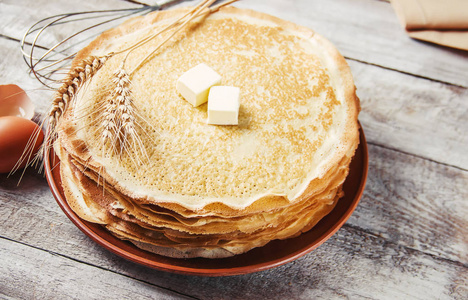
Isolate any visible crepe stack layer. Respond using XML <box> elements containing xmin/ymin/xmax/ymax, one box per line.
<box><xmin>54</xmin><ymin>6</ymin><xmax>360</xmax><ymax>258</ymax></box>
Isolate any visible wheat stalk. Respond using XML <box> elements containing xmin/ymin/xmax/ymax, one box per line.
<box><xmin>99</xmin><ymin>65</ymin><xmax>148</xmax><ymax>165</ymax></box>
<box><xmin>50</xmin><ymin>55</ymin><xmax>111</xmax><ymax>130</ymax></box>
<box><xmin>13</xmin><ymin>54</ymin><xmax>112</xmax><ymax>178</ymax></box>
<box><xmin>16</xmin><ymin>0</ymin><xmax>239</xmax><ymax>178</ymax></box>
<box><xmin>100</xmin><ymin>0</ymin><xmax>233</xmax><ymax>163</ymax></box>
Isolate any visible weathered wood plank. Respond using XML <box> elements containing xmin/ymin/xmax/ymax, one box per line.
<box><xmin>1</xmin><ymin>0</ymin><xmax>467</xmax><ymax>87</ymax></box>
<box><xmin>349</xmin><ymin>144</ymin><xmax>468</xmax><ymax>264</ymax></box>
<box><xmin>349</xmin><ymin>59</ymin><xmax>468</xmax><ymax>170</ymax></box>
<box><xmin>1</xmin><ymin>1</ymin><xmax>467</xmax><ymax>298</ymax></box>
<box><xmin>0</xmin><ymin>0</ymin><xmax>140</xmax><ymax>56</ymax></box>
<box><xmin>1</xmin><ymin>219</ymin><xmax>466</xmax><ymax>300</ymax></box>
<box><xmin>0</xmin><ymin>0</ymin><xmax>135</xmax><ymax>40</ymax></box>
<box><xmin>0</xmin><ymin>0</ymin><xmax>139</xmax><ymax>101</ymax></box>
<box><xmin>0</xmin><ymin>238</ymin><xmax>193</xmax><ymax>300</ymax></box>
<box><xmin>1</xmin><ymin>144</ymin><xmax>467</xmax><ymax>299</ymax></box>
<box><xmin>0</xmin><ymin>38</ymin><xmax>53</xmax><ymax>117</ymax></box>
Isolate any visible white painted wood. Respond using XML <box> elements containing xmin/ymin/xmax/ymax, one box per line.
<box><xmin>350</xmin><ymin>145</ymin><xmax>468</xmax><ymax>264</ymax></box>
<box><xmin>0</xmin><ymin>219</ymin><xmax>466</xmax><ymax>299</ymax></box>
<box><xmin>0</xmin><ymin>0</ymin><xmax>135</xmax><ymax>40</ymax></box>
<box><xmin>349</xmin><ymin>59</ymin><xmax>468</xmax><ymax>170</ymax></box>
<box><xmin>0</xmin><ymin>239</ymin><xmax>193</xmax><ymax>300</ymax></box>
<box><xmin>0</xmin><ymin>40</ymin><xmax>52</xmax><ymax>117</ymax></box>
<box><xmin>0</xmin><ymin>0</ymin><xmax>467</xmax><ymax>298</ymax></box>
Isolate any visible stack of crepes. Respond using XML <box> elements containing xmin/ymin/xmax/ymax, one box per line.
<box><xmin>53</xmin><ymin>7</ymin><xmax>360</xmax><ymax>258</ymax></box>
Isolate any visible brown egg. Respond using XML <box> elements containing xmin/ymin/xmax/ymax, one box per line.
<box><xmin>0</xmin><ymin>116</ymin><xmax>44</xmax><ymax>173</ymax></box>
<box><xmin>0</xmin><ymin>84</ymin><xmax>35</xmax><ymax>119</ymax></box>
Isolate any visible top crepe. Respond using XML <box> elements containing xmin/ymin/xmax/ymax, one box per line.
<box><xmin>58</xmin><ymin>6</ymin><xmax>360</xmax><ymax>213</ymax></box>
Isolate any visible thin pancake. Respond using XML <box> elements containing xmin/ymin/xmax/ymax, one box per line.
<box><xmin>54</xmin><ymin>6</ymin><xmax>360</xmax><ymax>258</ymax></box>
<box><xmin>58</xmin><ymin>6</ymin><xmax>359</xmax><ymax>211</ymax></box>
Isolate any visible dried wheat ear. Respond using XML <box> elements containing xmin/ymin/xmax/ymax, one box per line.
<box><xmin>99</xmin><ymin>66</ymin><xmax>149</xmax><ymax>164</ymax></box>
<box><xmin>49</xmin><ymin>55</ymin><xmax>149</xmax><ymax>163</ymax></box>
<box><xmin>17</xmin><ymin>0</ymin><xmax>240</xmax><ymax>176</ymax></box>
<box><xmin>11</xmin><ymin>54</ymin><xmax>112</xmax><ymax>177</ymax></box>
<box><xmin>50</xmin><ymin>55</ymin><xmax>111</xmax><ymax>131</ymax></box>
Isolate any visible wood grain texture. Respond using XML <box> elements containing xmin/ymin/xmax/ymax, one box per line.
<box><xmin>0</xmin><ymin>37</ymin><xmax>53</xmax><ymax>116</ymax></box>
<box><xmin>350</xmin><ymin>59</ymin><xmax>468</xmax><ymax>170</ymax></box>
<box><xmin>0</xmin><ymin>219</ymin><xmax>466</xmax><ymax>300</ymax></box>
<box><xmin>0</xmin><ymin>0</ymin><xmax>135</xmax><ymax>41</ymax></box>
<box><xmin>0</xmin><ymin>0</ymin><xmax>467</xmax><ymax>299</ymax></box>
<box><xmin>0</xmin><ymin>239</ymin><xmax>193</xmax><ymax>300</ymax></box>
<box><xmin>349</xmin><ymin>145</ymin><xmax>468</xmax><ymax>264</ymax></box>
<box><xmin>1</xmin><ymin>0</ymin><xmax>467</xmax><ymax>87</ymax></box>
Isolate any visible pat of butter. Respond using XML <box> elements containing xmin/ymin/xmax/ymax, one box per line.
<box><xmin>207</xmin><ymin>86</ymin><xmax>240</xmax><ymax>125</ymax></box>
<box><xmin>176</xmin><ymin>63</ymin><xmax>221</xmax><ymax>107</ymax></box>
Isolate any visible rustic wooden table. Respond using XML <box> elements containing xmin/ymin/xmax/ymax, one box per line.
<box><xmin>1</xmin><ymin>0</ymin><xmax>467</xmax><ymax>299</ymax></box>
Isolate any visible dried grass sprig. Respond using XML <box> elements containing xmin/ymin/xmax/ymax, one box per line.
<box><xmin>100</xmin><ymin>65</ymin><xmax>148</xmax><ymax>165</ymax></box>
<box><xmin>50</xmin><ymin>55</ymin><xmax>111</xmax><ymax>131</ymax></box>
<box><xmin>17</xmin><ymin>0</ymin><xmax>240</xmax><ymax>179</ymax></box>
<box><xmin>100</xmin><ymin>0</ymin><xmax>226</xmax><ymax>163</ymax></box>
<box><xmin>13</xmin><ymin>54</ymin><xmax>112</xmax><ymax>177</ymax></box>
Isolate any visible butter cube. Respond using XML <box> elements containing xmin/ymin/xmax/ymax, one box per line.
<box><xmin>207</xmin><ymin>86</ymin><xmax>240</xmax><ymax>125</ymax></box>
<box><xmin>176</xmin><ymin>63</ymin><xmax>221</xmax><ymax>107</ymax></box>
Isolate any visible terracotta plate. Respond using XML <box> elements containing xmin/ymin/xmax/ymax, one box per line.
<box><xmin>45</xmin><ymin>126</ymin><xmax>368</xmax><ymax>276</ymax></box>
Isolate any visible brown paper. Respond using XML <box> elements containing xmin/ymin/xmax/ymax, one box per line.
<box><xmin>390</xmin><ymin>0</ymin><xmax>468</xmax><ymax>51</ymax></box>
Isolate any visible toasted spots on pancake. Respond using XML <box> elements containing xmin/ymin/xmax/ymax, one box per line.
<box><xmin>65</xmin><ymin>9</ymin><xmax>358</xmax><ymax>210</ymax></box>
<box><xmin>56</xmin><ymin>7</ymin><xmax>360</xmax><ymax>258</ymax></box>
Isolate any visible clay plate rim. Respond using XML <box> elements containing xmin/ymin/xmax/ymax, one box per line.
<box><xmin>45</xmin><ymin>124</ymin><xmax>368</xmax><ymax>276</ymax></box>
